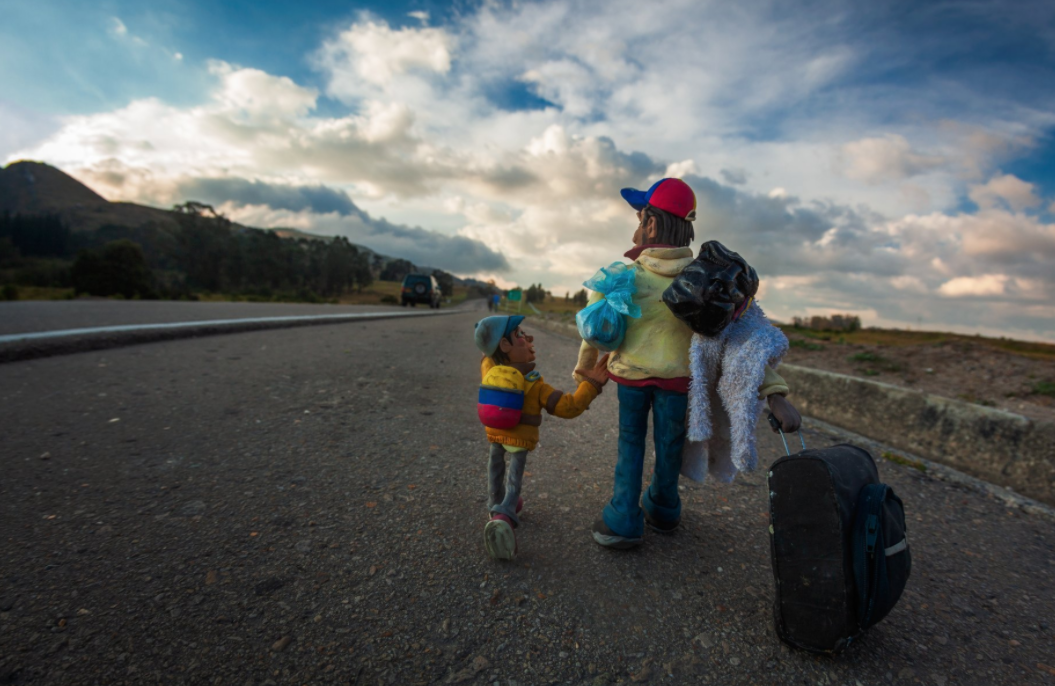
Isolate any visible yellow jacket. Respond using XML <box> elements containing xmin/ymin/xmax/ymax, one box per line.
<box><xmin>574</xmin><ymin>246</ymin><xmax>789</xmax><ymax>398</ymax></box>
<box><xmin>481</xmin><ymin>358</ymin><xmax>600</xmax><ymax>450</ymax></box>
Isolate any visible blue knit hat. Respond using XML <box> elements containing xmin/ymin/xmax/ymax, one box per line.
<box><xmin>474</xmin><ymin>315</ymin><xmax>525</xmax><ymax>356</ymax></box>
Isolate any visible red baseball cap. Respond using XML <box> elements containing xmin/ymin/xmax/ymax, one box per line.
<box><xmin>621</xmin><ymin>178</ymin><xmax>697</xmax><ymax>221</ymax></box>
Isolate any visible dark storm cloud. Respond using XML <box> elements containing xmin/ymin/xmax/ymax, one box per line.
<box><xmin>484</xmin><ymin>166</ymin><xmax>539</xmax><ymax>190</ymax></box>
<box><xmin>178</xmin><ymin>176</ymin><xmax>510</xmax><ymax>274</ymax></box>
<box><xmin>356</xmin><ymin>216</ymin><xmax>510</xmax><ymax>273</ymax></box>
<box><xmin>684</xmin><ymin>174</ymin><xmax>904</xmax><ymax>278</ymax></box>
<box><xmin>179</xmin><ymin>177</ymin><xmax>366</xmax><ymax>217</ymax></box>
<box><xmin>720</xmin><ymin>168</ymin><xmax>748</xmax><ymax>185</ymax></box>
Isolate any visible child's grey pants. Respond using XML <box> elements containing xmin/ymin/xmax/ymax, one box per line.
<box><xmin>488</xmin><ymin>443</ymin><xmax>527</xmax><ymax>526</ymax></box>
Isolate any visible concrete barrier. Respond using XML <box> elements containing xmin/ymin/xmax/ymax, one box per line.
<box><xmin>526</xmin><ymin>315</ymin><xmax>1055</xmax><ymax>506</ymax></box>
<box><xmin>778</xmin><ymin>365</ymin><xmax>1055</xmax><ymax>506</ymax></box>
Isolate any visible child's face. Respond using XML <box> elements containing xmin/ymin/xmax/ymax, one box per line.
<box><xmin>499</xmin><ymin>326</ymin><xmax>536</xmax><ymax>363</ymax></box>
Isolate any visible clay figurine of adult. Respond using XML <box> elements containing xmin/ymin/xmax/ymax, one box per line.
<box><xmin>574</xmin><ymin>178</ymin><xmax>800</xmax><ymax>550</ymax></box>
<box><xmin>475</xmin><ymin>315</ymin><xmax>610</xmax><ymax>561</ymax></box>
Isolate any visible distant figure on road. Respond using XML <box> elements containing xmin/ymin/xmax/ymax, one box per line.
<box><xmin>474</xmin><ymin>315</ymin><xmax>610</xmax><ymax>560</ymax></box>
<box><xmin>490</xmin><ymin>293</ymin><xmax>500</xmax><ymax>312</ymax></box>
<box><xmin>575</xmin><ymin>178</ymin><xmax>799</xmax><ymax>550</ymax></box>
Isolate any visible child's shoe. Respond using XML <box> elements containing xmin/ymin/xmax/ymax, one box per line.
<box><xmin>484</xmin><ymin>514</ymin><xmax>517</xmax><ymax>561</ymax></box>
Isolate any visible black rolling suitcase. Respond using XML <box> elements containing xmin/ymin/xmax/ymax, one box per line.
<box><xmin>766</xmin><ymin>417</ymin><xmax>911</xmax><ymax>654</ymax></box>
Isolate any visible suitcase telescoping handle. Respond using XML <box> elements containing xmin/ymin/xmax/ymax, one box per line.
<box><xmin>768</xmin><ymin>412</ymin><xmax>806</xmax><ymax>456</ymax></box>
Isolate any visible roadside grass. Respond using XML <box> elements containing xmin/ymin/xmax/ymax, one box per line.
<box><xmin>1032</xmin><ymin>381</ymin><xmax>1055</xmax><ymax>397</ymax></box>
<box><xmin>789</xmin><ymin>339</ymin><xmax>824</xmax><ymax>351</ymax></box>
<box><xmin>1</xmin><ymin>286</ymin><xmax>75</xmax><ymax>300</ymax></box>
<box><xmin>882</xmin><ymin>450</ymin><xmax>927</xmax><ymax>473</ymax></box>
<box><xmin>958</xmin><ymin>393</ymin><xmax>997</xmax><ymax>407</ymax></box>
<box><xmin>2</xmin><ymin>280</ymin><xmax>474</xmax><ymax>307</ymax></box>
<box><xmin>196</xmin><ymin>291</ymin><xmax>335</xmax><ymax>304</ymax></box>
<box><xmin>779</xmin><ymin>324</ymin><xmax>1055</xmax><ymax>362</ymax></box>
<box><xmin>847</xmin><ymin>350</ymin><xmax>902</xmax><ymax>376</ymax></box>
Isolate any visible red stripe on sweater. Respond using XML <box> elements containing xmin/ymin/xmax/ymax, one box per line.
<box><xmin>609</xmin><ymin>372</ymin><xmax>689</xmax><ymax>394</ymax></box>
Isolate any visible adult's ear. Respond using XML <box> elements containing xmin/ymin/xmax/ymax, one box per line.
<box><xmin>644</xmin><ymin>215</ymin><xmax>660</xmax><ymax>243</ymax></box>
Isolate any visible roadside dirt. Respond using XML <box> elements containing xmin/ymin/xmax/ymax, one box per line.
<box><xmin>782</xmin><ymin>331</ymin><xmax>1055</xmax><ymax>423</ymax></box>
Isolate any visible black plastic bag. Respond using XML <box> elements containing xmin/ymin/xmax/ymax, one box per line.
<box><xmin>662</xmin><ymin>240</ymin><xmax>759</xmax><ymax>337</ymax></box>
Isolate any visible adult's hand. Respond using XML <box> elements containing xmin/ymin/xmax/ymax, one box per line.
<box><xmin>576</xmin><ymin>353</ymin><xmax>610</xmax><ymax>389</ymax></box>
<box><xmin>767</xmin><ymin>394</ymin><xmax>801</xmax><ymax>433</ymax></box>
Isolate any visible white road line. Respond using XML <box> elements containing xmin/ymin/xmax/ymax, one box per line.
<box><xmin>0</xmin><ymin>310</ymin><xmax>451</xmax><ymax>344</ymax></box>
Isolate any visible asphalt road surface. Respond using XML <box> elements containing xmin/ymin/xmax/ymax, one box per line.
<box><xmin>1</xmin><ymin>301</ymin><xmax>1053</xmax><ymax>685</ymax></box>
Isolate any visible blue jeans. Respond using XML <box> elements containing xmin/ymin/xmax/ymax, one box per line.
<box><xmin>602</xmin><ymin>384</ymin><xmax>688</xmax><ymax>538</ymax></box>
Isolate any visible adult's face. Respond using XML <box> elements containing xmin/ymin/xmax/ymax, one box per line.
<box><xmin>632</xmin><ymin>209</ymin><xmax>658</xmax><ymax>246</ymax></box>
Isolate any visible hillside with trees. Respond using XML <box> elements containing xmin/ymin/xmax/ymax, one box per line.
<box><xmin>0</xmin><ymin>161</ymin><xmax>465</xmax><ymax>302</ymax></box>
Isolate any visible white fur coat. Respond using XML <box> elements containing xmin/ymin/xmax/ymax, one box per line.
<box><xmin>680</xmin><ymin>302</ymin><xmax>788</xmax><ymax>483</ymax></box>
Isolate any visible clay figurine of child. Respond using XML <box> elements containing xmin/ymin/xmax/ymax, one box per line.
<box><xmin>474</xmin><ymin>315</ymin><xmax>610</xmax><ymax>560</ymax></box>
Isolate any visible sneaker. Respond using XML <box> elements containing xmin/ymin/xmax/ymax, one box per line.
<box><xmin>591</xmin><ymin>519</ymin><xmax>643</xmax><ymax>549</ymax></box>
<box><xmin>644</xmin><ymin>511</ymin><xmax>680</xmax><ymax>534</ymax></box>
<box><xmin>484</xmin><ymin>514</ymin><xmax>517</xmax><ymax>560</ymax></box>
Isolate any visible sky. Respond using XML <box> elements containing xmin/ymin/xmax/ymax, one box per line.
<box><xmin>2</xmin><ymin>0</ymin><xmax>1054</xmax><ymax>341</ymax></box>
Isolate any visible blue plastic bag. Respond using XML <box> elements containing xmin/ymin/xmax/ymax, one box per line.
<box><xmin>575</xmin><ymin>262</ymin><xmax>641</xmax><ymax>352</ymax></box>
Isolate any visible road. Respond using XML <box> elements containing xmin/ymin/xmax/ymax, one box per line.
<box><xmin>0</xmin><ymin>301</ymin><xmax>411</xmax><ymax>336</ymax></box>
<box><xmin>1</xmin><ymin>301</ymin><xmax>1052</xmax><ymax>685</ymax></box>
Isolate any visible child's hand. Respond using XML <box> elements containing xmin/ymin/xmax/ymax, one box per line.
<box><xmin>576</xmin><ymin>353</ymin><xmax>610</xmax><ymax>389</ymax></box>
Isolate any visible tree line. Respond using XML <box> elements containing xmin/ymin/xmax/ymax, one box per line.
<box><xmin>0</xmin><ymin>206</ymin><xmax>467</xmax><ymax>301</ymax></box>
<box><xmin>791</xmin><ymin>314</ymin><xmax>862</xmax><ymax>332</ymax></box>
<box><xmin>167</xmin><ymin>202</ymin><xmax>374</xmax><ymax>299</ymax></box>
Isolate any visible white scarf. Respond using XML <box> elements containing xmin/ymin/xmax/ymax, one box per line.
<box><xmin>681</xmin><ymin>302</ymin><xmax>788</xmax><ymax>483</ymax></box>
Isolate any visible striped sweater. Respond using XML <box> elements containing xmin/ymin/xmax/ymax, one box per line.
<box><xmin>480</xmin><ymin>358</ymin><xmax>601</xmax><ymax>450</ymax></box>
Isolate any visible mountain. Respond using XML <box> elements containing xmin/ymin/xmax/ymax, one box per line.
<box><xmin>0</xmin><ymin>160</ymin><xmax>182</xmax><ymax>235</ymax></box>
<box><xmin>0</xmin><ymin>160</ymin><xmax>106</xmax><ymax>210</ymax></box>
<box><xmin>0</xmin><ymin>161</ymin><xmax>472</xmax><ymax>282</ymax></box>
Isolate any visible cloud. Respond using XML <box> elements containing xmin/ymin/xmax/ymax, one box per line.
<box><xmin>841</xmin><ymin>134</ymin><xmax>946</xmax><ymax>183</ymax></box>
<box><xmin>720</xmin><ymin>168</ymin><xmax>748</xmax><ymax>185</ymax></box>
<box><xmin>223</xmin><ymin>203</ymin><xmax>509</xmax><ymax>274</ymax></box>
<box><xmin>173</xmin><ymin>175</ymin><xmax>513</xmax><ymax>273</ymax></box>
<box><xmin>316</xmin><ymin>19</ymin><xmax>454</xmax><ymax>92</ymax></box>
<box><xmin>968</xmin><ymin>173</ymin><xmax>1041</xmax><ymax>212</ymax></box>
<box><xmin>178</xmin><ymin>178</ymin><xmax>365</xmax><ymax>217</ymax></box>
<box><xmin>107</xmin><ymin>16</ymin><xmax>147</xmax><ymax>47</ymax></box>
<box><xmin>936</xmin><ymin>121</ymin><xmax>1036</xmax><ymax>181</ymax></box>
<box><xmin>208</xmin><ymin>62</ymin><xmax>317</xmax><ymax>120</ymax></box>
<box><xmin>109</xmin><ymin>17</ymin><xmax>127</xmax><ymax>37</ymax></box>
<box><xmin>12</xmin><ymin>61</ymin><xmax>457</xmax><ymax>198</ymax></box>
<box><xmin>938</xmin><ymin>274</ymin><xmax>1009</xmax><ymax>297</ymax></box>
<box><xmin>686</xmin><ymin>175</ymin><xmax>903</xmax><ymax>279</ymax></box>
